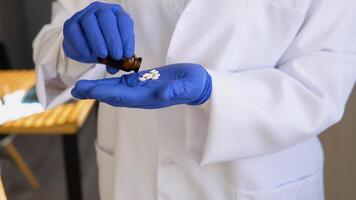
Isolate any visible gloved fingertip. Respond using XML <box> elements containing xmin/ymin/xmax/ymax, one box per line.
<box><xmin>106</xmin><ymin>66</ymin><xmax>119</xmax><ymax>74</ymax></box>
<box><xmin>75</xmin><ymin>79</ymin><xmax>94</xmax><ymax>88</ymax></box>
<box><xmin>96</xmin><ymin>45</ymin><xmax>109</xmax><ymax>58</ymax></box>
<box><xmin>111</xmin><ymin>46</ymin><xmax>123</xmax><ymax>60</ymax></box>
<box><xmin>123</xmin><ymin>49</ymin><xmax>134</xmax><ymax>59</ymax></box>
<box><xmin>71</xmin><ymin>88</ymin><xmax>86</xmax><ymax>99</ymax></box>
<box><xmin>72</xmin><ymin>79</ymin><xmax>98</xmax><ymax>97</ymax></box>
<box><xmin>123</xmin><ymin>43</ymin><xmax>134</xmax><ymax>58</ymax></box>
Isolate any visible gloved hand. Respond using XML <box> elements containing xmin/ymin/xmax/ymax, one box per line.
<box><xmin>71</xmin><ymin>63</ymin><xmax>212</xmax><ymax>108</ymax></box>
<box><xmin>62</xmin><ymin>1</ymin><xmax>134</xmax><ymax>74</ymax></box>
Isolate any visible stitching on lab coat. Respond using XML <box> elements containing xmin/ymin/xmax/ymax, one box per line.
<box><xmin>235</xmin><ymin>168</ymin><xmax>321</xmax><ymax>195</ymax></box>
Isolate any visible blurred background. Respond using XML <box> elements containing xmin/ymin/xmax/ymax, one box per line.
<box><xmin>0</xmin><ymin>1</ymin><xmax>100</xmax><ymax>199</ymax></box>
<box><xmin>0</xmin><ymin>0</ymin><xmax>354</xmax><ymax>199</ymax></box>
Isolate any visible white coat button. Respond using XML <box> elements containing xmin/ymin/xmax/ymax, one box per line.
<box><xmin>167</xmin><ymin>0</ymin><xmax>181</xmax><ymax>12</ymax></box>
<box><xmin>161</xmin><ymin>158</ymin><xmax>175</xmax><ymax>165</ymax></box>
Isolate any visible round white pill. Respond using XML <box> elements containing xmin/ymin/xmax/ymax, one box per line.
<box><xmin>152</xmin><ymin>74</ymin><xmax>160</xmax><ymax>80</ymax></box>
<box><xmin>143</xmin><ymin>73</ymin><xmax>153</xmax><ymax>79</ymax></box>
<box><xmin>150</xmin><ymin>69</ymin><xmax>159</xmax><ymax>74</ymax></box>
<box><xmin>146</xmin><ymin>74</ymin><xmax>154</xmax><ymax>79</ymax></box>
<box><xmin>151</xmin><ymin>71</ymin><xmax>159</xmax><ymax>75</ymax></box>
<box><xmin>139</xmin><ymin>77</ymin><xmax>146</xmax><ymax>82</ymax></box>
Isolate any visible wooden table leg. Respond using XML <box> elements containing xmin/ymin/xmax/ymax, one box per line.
<box><xmin>61</xmin><ymin>134</ymin><xmax>82</xmax><ymax>200</ymax></box>
<box><xmin>4</xmin><ymin>142</ymin><xmax>40</xmax><ymax>189</ymax></box>
<box><xmin>0</xmin><ymin>177</ymin><xmax>7</xmax><ymax>200</ymax></box>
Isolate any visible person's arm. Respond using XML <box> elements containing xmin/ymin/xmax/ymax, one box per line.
<box><xmin>33</xmin><ymin>0</ymin><xmax>106</xmax><ymax>108</ymax></box>
<box><xmin>185</xmin><ymin>0</ymin><xmax>356</xmax><ymax>165</ymax></box>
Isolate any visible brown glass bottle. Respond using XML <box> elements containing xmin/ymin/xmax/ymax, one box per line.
<box><xmin>97</xmin><ymin>55</ymin><xmax>143</xmax><ymax>73</ymax></box>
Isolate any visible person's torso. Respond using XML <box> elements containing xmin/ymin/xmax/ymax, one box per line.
<box><xmin>91</xmin><ymin>0</ymin><xmax>324</xmax><ymax>199</ymax></box>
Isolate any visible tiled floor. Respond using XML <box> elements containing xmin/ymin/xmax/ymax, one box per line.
<box><xmin>1</xmin><ymin>108</ymin><xmax>100</xmax><ymax>200</ymax></box>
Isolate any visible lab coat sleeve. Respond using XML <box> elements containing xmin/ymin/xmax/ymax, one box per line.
<box><xmin>33</xmin><ymin>0</ymin><xmax>106</xmax><ymax>109</ymax></box>
<box><xmin>186</xmin><ymin>0</ymin><xmax>356</xmax><ymax>166</ymax></box>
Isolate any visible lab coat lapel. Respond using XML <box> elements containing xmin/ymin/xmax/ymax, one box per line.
<box><xmin>165</xmin><ymin>0</ymin><xmax>203</xmax><ymax>65</ymax></box>
<box><xmin>165</xmin><ymin>0</ymin><xmax>249</xmax><ymax>71</ymax></box>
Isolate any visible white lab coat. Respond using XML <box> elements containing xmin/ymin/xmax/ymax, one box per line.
<box><xmin>33</xmin><ymin>0</ymin><xmax>356</xmax><ymax>199</ymax></box>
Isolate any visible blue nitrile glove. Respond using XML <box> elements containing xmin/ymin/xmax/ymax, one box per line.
<box><xmin>62</xmin><ymin>1</ymin><xmax>135</xmax><ymax>74</ymax></box>
<box><xmin>71</xmin><ymin>63</ymin><xmax>212</xmax><ymax>109</ymax></box>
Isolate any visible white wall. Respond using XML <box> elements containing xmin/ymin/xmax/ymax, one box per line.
<box><xmin>0</xmin><ymin>0</ymin><xmax>32</xmax><ymax>67</ymax></box>
<box><xmin>0</xmin><ymin>0</ymin><xmax>52</xmax><ymax>68</ymax></box>
<box><xmin>22</xmin><ymin>0</ymin><xmax>52</xmax><ymax>47</ymax></box>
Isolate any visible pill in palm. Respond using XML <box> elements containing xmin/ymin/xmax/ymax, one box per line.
<box><xmin>143</xmin><ymin>73</ymin><xmax>153</xmax><ymax>79</ymax></box>
<box><xmin>150</xmin><ymin>69</ymin><xmax>159</xmax><ymax>74</ymax></box>
<box><xmin>139</xmin><ymin>77</ymin><xmax>146</xmax><ymax>82</ymax></box>
<box><xmin>152</xmin><ymin>75</ymin><xmax>160</xmax><ymax>80</ymax></box>
<box><xmin>139</xmin><ymin>69</ymin><xmax>160</xmax><ymax>81</ymax></box>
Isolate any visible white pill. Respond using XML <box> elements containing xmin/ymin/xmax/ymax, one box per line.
<box><xmin>146</xmin><ymin>74</ymin><xmax>154</xmax><ymax>80</ymax></box>
<box><xmin>139</xmin><ymin>77</ymin><xmax>146</xmax><ymax>82</ymax></box>
<box><xmin>151</xmin><ymin>71</ymin><xmax>159</xmax><ymax>75</ymax></box>
<box><xmin>152</xmin><ymin>74</ymin><xmax>160</xmax><ymax>80</ymax></box>
<box><xmin>143</xmin><ymin>73</ymin><xmax>153</xmax><ymax>79</ymax></box>
<box><xmin>150</xmin><ymin>69</ymin><xmax>159</xmax><ymax>74</ymax></box>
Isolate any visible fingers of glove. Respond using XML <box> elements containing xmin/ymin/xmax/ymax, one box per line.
<box><xmin>87</xmin><ymin>85</ymin><xmax>124</xmax><ymax>103</ymax></box>
<box><xmin>96</xmin><ymin>8</ymin><xmax>123</xmax><ymax>60</ymax></box>
<box><xmin>80</xmin><ymin>13</ymin><xmax>108</xmax><ymax>58</ymax></box>
<box><xmin>114</xmin><ymin>9</ymin><xmax>135</xmax><ymax>58</ymax></box>
<box><xmin>87</xmin><ymin>84</ymin><xmax>153</xmax><ymax>106</ymax></box>
<box><xmin>159</xmin><ymin>79</ymin><xmax>198</xmax><ymax>102</ymax></box>
<box><xmin>106</xmin><ymin>66</ymin><xmax>120</xmax><ymax>74</ymax></box>
<box><xmin>71</xmin><ymin>78</ymin><xmax>121</xmax><ymax>99</ymax></box>
<box><xmin>119</xmin><ymin>73</ymin><xmax>143</xmax><ymax>87</ymax></box>
<box><xmin>63</xmin><ymin>2</ymin><xmax>106</xmax><ymax>61</ymax></box>
<box><xmin>63</xmin><ymin>21</ymin><xmax>91</xmax><ymax>60</ymax></box>
<box><xmin>72</xmin><ymin>80</ymin><xmax>100</xmax><ymax>99</ymax></box>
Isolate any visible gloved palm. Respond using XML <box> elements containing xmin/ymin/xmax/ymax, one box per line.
<box><xmin>71</xmin><ymin>63</ymin><xmax>212</xmax><ymax>108</ymax></box>
<box><xmin>63</xmin><ymin>1</ymin><xmax>134</xmax><ymax>74</ymax></box>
